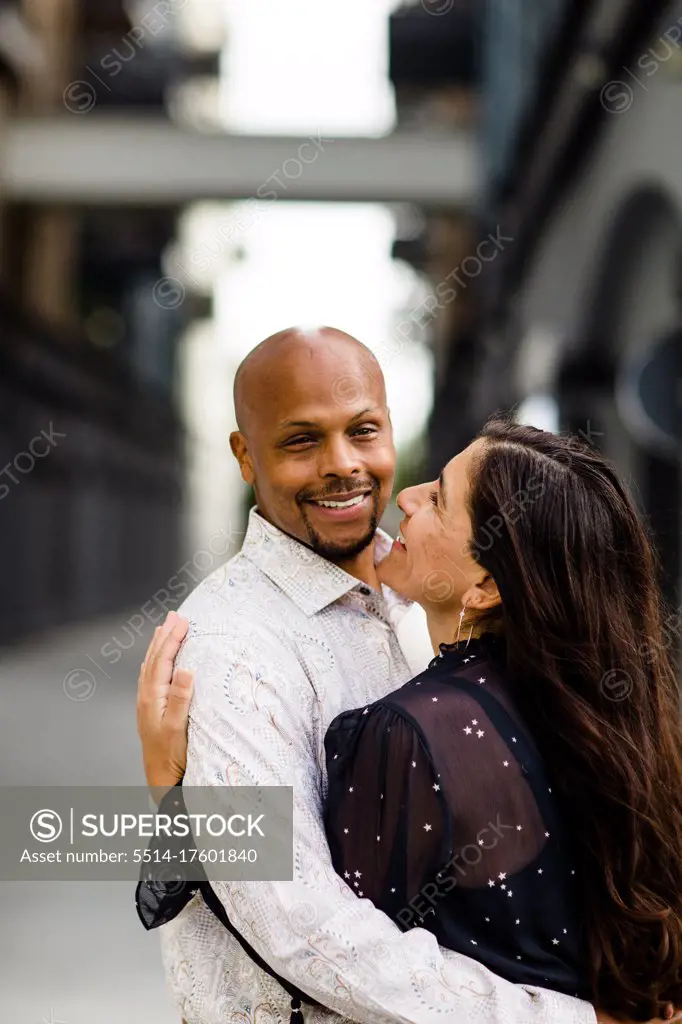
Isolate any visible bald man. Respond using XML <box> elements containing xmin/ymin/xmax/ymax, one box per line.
<box><xmin>135</xmin><ymin>327</ymin><xmax>601</xmax><ymax>1024</ymax></box>
<box><xmin>229</xmin><ymin>326</ymin><xmax>395</xmax><ymax>571</ymax></box>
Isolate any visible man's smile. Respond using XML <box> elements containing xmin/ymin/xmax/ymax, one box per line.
<box><xmin>304</xmin><ymin>490</ymin><xmax>373</xmax><ymax>521</ymax></box>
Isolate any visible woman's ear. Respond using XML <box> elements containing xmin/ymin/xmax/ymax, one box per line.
<box><xmin>467</xmin><ymin>573</ymin><xmax>501</xmax><ymax>612</ymax></box>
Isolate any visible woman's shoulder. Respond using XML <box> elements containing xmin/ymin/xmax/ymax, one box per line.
<box><xmin>380</xmin><ymin>650</ymin><xmax>537</xmax><ymax>758</ymax></box>
<box><xmin>325</xmin><ymin>692</ymin><xmax>413</xmax><ymax>744</ymax></box>
<box><xmin>325</xmin><ymin>636</ymin><xmax>522</xmax><ymax>758</ymax></box>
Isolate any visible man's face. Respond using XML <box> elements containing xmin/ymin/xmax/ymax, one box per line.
<box><xmin>233</xmin><ymin>347</ymin><xmax>395</xmax><ymax>562</ymax></box>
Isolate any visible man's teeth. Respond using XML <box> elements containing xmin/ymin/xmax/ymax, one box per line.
<box><xmin>397</xmin><ymin>532</ymin><xmax>406</xmax><ymax>546</ymax></box>
<box><xmin>314</xmin><ymin>494</ymin><xmax>366</xmax><ymax>508</ymax></box>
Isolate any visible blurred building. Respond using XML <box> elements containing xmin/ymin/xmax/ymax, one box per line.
<box><xmin>388</xmin><ymin>0</ymin><xmax>483</xmax><ymax>475</ymax></box>
<box><xmin>400</xmin><ymin>0</ymin><xmax>681</xmax><ymax>607</ymax></box>
<box><xmin>0</xmin><ymin>0</ymin><xmax>219</xmax><ymax>642</ymax></box>
<box><xmin>480</xmin><ymin>0</ymin><xmax>681</xmax><ymax>605</ymax></box>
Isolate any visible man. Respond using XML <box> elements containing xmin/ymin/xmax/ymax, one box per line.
<box><xmin>136</xmin><ymin>326</ymin><xmax>645</xmax><ymax>1024</ymax></box>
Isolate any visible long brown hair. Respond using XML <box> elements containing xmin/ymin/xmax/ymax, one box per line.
<box><xmin>467</xmin><ymin>416</ymin><xmax>682</xmax><ymax>1021</ymax></box>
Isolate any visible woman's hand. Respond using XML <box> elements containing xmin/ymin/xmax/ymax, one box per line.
<box><xmin>136</xmin><ymin>611</ymin><xmax>192</xmax><ymax>799</ymax></box>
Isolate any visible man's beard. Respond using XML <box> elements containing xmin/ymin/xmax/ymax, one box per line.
<box><xmin>298</xmin><ymin>488</ymin><xmax>380</xmax><ymax>562</ymax></box>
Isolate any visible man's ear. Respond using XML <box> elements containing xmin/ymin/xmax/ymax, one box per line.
<box><xmin>230</xmin><ymin>431</ymin><xmax>255</xmax><ymax>486</ymax></box>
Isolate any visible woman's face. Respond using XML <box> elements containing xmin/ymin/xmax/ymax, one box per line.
<box><xmin>377</xmin><ymin>440</ymin><xmax>491</xmax><ymax>615</ymax></box>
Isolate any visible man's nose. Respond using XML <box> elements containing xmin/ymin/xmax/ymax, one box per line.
<box><xmin>317</xmin><ymin>435</ymin><xmax>363</xmax><ymax>478</ymax></box>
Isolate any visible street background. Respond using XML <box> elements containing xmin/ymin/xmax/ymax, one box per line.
<box><xmin>0</xmin><ymin>0</ymin><xmax>680</xmax><ymax>1020</ymax></box>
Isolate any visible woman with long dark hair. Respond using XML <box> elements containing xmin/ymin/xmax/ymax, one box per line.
<box><xmin>324</xmin><ymin>417</ymin><xmax>682</xmax><ymax>1020</ymax></box>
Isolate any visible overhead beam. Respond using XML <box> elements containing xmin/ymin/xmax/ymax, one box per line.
<box><xmin>0</xmin><ymin>116</ymin><xmax>477</xmax><ymax>206</ymax></box>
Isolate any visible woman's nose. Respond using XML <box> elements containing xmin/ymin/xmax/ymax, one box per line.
<box><xmin>397</xmin><ymin>481</ymin><xmax>432</xmax><ymax>515</ymax></box>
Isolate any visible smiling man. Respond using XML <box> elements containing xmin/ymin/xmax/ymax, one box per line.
<box><xmin>230</xmin><ymin>325</ymin><xmax>394</xmax><ymax>570</ymax></box>
<box><xmin>136</xmin><ymin>326</ymin><xmax>604</xmax><ymax>1024</ymax></box>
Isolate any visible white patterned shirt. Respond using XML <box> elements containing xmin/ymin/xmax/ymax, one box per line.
<box><xmin>159</xmin><ymin>507</ymin><xmax>595</xmax><ymax>1024</ymax></box>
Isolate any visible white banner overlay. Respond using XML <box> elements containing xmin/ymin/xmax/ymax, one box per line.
<box><xmin>0</xmin><ymin>786</ymin><xmax>293</xmax><ymax>881</ymax></box>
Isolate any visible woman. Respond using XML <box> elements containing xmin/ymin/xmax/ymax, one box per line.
<box><xmin>138</xmin><ymin>418</ymin><xmax>682</xmax><ymax>1021</ymax></box>
<box><xmin>323</xmin><ymin>417</ymin><xmax>682</xmax><ymax>1020</ymax></box>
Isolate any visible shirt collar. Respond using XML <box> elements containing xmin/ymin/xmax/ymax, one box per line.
<box><xmin>241</xmin><ymin>506</ymin><xmax>413</xmax><ymax>618</ymax></box>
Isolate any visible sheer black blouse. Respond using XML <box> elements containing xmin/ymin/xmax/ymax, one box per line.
<box><xmin>323</xmin><ymin>633</ymin><xmax>589</xmax><ymax>999</ymax></box>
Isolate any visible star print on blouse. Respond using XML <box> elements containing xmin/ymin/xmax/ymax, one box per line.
<box><xmin>323</xmin><ymin>631</ymin><xmax>588</xmax><ymax>1011</ymax></box>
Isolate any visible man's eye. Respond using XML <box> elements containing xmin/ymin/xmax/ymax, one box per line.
<box><xmin>285</xmin><ymin>436</ymin><xmax>315</xmax><ymax>446</ymax></box>
<box><xmin>353</xmin><ymin>427</ymin><xmax>378</xmax><ymax>437</ymax></box>
<box><xmin>429</xmin><ymin>490</ymin><xmax>439</xmax><ymax>506</ymax></box>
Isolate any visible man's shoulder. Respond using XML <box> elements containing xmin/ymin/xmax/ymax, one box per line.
<box><xmin>175</xmin><ymin>551</ymin><xmax>306</xmax><ymax>647</ymax></box>
<box><xmin>174</xmin><ymin>554</ymin><xmax>311</xmax><ymax>680</ymax></box>
<box><xmin>176</xmin><ymin>551</ymin><xmax>262</xmax><ymax>620</ymax></box>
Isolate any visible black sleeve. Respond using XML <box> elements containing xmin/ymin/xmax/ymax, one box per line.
<box><xmin>135</xmin><ymin>789</ymin><xmax>325</xmax><ymax>1015</ymax></box>
<box><xmin>134</xmin><ymin>782</ymin><xmax>203</xmax><ymax>930</ymax></box>
<box><xmin>323</xmin><ymin>703</ymin><xmax>450</xmax><ymax>926</ymax></box>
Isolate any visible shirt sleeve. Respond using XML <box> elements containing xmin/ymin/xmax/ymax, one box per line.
<box><xmin>180</xmin><ymin>622</ymin><xmax>597</xmax><ymax>1024</ymax></box>
<box><xmin>324</xmin><ymin>704</ymin><xmax>450</xmax><ymax>924</ymax></box>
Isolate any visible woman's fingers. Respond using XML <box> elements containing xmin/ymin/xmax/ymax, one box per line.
<box><xmin>154</xmin><ymin>616</ymin><xmax>190</xmax><ymax>683</ymax></box>
<box><xmin>165</xmin><ymin>668</ymin><xmax>194</xmax><ymax>733</ymax></box>
<box><xmin>137</xmin><ymin>614</ymin><xmax>189</xmax><ymax>719</ymax></box>
<box><xmin>147</xmin><ymin>612</ymin><xmax>178</xmax><ymax>668</ymax></box>
<box><xmin>137</xmin><ymin>615</ymin><xmax>191</xmax><ymax>786</ymax></box>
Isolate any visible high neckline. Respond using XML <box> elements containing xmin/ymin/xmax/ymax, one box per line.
<box><xmin>437</xmin><ymin>631</ymin><xmax>506</xmax><ymax>666</ymax></box>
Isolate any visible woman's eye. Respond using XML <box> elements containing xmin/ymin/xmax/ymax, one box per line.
<box><xmin>429</xmin><ymin>490</ymin><xmax>439</xmax><ymax>506</ymax></box>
